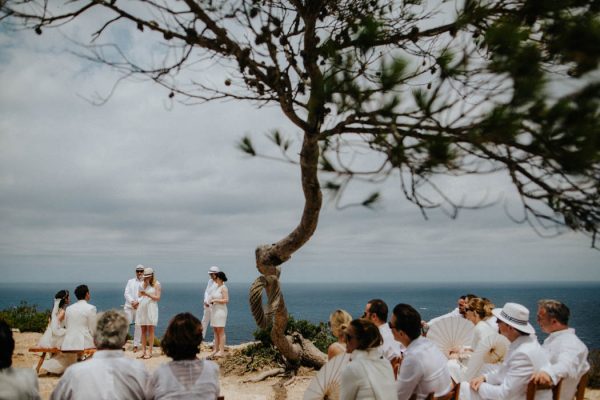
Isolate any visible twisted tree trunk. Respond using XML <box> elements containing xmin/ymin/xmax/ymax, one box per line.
<box><xmin>248</xmin><ymin>133</ymin><xmax>327</xmax><ymax>369</ymax></box>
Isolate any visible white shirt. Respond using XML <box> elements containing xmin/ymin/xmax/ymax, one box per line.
<box><xmin>396</xmin><ymin>336</ymin><xmax>453</xmax><ymax>400</ymax></box>
<box><xmin>378</xmin><ymin>323</ymin><xmax>404</xmax><ymax>360</ymax></box>
<box><xmin>124</xmin><ymin>277</ymin><xmax>143</xmax><ymax>310</ymax></box>
<box><xmin>61</xmin><ymin>300</ymin><xmax>97</xmax><ymax>351</ymax></box>
<box><xmin>340</xmin><ymin>348</ymin><xmax>397</xmax><ymax>400</ymax></box>
<box><xmin>540</xmin><ymin>328</ymin><xmax>589</xmax><ymax>400</ymax></box>
<box><xmin>0</xmin><ymin>367</ymin><xmax>40</xmax><ymax>400</ymax></box>
<box><xmin>428</xmin><ymin>308</ymin><xmax>461</xmax><ymax>326</ymax></box>
<box><xmin>203</xmin><ymin>279</ymin><xmax>217</xmax><ymax>305</ymax></box>
<box><xmin>146</xmin><ymin>359</ymin><xmax>220</xmax><ymax>400</ymax></box>
<box><xmin>50</xmin><ymin>350</ymin><xmax>148</xmax><ymax>400</ymax></box>
<box><xmin>478</xmin><ymin>335</ymin><xmax>551</xmax><ymax>400</ymax></box>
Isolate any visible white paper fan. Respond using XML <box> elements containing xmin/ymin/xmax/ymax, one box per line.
<box><xmin>303</xmin><ymin>353</ymin><xmax>350</xmax><ymax>400</ymax></box>
<box><xmin>464</xmin><ymin>333</ymin><xmax>510</xmax><ymax>380</ymax></box>
<box><xmin>427</xmin><ymin>317</ymin><xmax>474</xmax><ymax>358</ymax></box>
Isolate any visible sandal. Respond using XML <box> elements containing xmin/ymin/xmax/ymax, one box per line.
<box><xmin>142</xmin><ymin>354</ymin><xmax>152</xmax><ymax>359</ymax></box>
<box><xmin>137</xmin><ymin>353</ymin><xmax>147</xmax><ymax>359</ymax></box>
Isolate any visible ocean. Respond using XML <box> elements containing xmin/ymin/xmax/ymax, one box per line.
<box><xmin>1</xmin><ymin>281</ymin><xmax>598</xmax><ymax>349</ymax></box>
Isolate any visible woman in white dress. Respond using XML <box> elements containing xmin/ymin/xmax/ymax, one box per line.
<box><xmin>37</xmin><ymin>290</ymin><xmax>76</xmax><ymax>374</ymax></box>
<box><xmin>146</xmin><ymin>312</ymin><xmax>219</xmax><ymax>399</ymax></box>
<box><xmin>328</xmin><ymin>309</ymin><xmax>352</xmax><ymax>360</ymax></box>
<box><xmin>340</xmin><ymin>318</ymin><xmax>396</xmax><ymax>400</ymax></box>
<box><xmin>208</xmin><ymin>271</ymin><xmax>228</xmax><ymax>359</ymax></box>
<box><xmin>136</xmin><ymin>267</ymin><xmax>161</xmax><ymax>359</ymax></box>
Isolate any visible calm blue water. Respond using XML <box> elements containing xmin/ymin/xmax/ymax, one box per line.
<box><xmin>0</xmin><ymin>282</ymin><xmax>598</xmax><ymax>349</ymax></box>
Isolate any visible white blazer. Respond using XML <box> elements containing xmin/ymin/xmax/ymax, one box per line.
<box><xmin>61</xmin><ymin>300</ymin><xmax>97</xmax><ymax>350</ymax></box>
<box><xmin>478</xmin><ymin>335</ymin><xmax>551</xmax><ymax>400</ymax></box>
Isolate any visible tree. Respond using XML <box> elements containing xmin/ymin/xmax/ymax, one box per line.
<box><xmin>2</xmin><ymin>0</ymin><xmax>599</xmax><ymax>371</ymax></box>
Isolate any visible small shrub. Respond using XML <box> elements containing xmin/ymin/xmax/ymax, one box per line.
<box><xmin>589</xmin><ymin>349</ymin><xmax>600</xmax><ymax>388</ymax></box>
<box><xmin>0</xmin><ymin>301</ymin><xmax>50</xmax><ymax>333</ymax></box>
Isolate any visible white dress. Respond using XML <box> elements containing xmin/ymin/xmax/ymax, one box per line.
<box><xmin>37</xmin><ymin>299</ymin><xmax>76</xmax><ymax>374</ymax></box>
<box><xmin>136</xmin><ymin>282</ymin><xmax>159</xmax><ymax>326</ymax></box>
<box><xmin>209</xmin><ymin>285</ymin><xmax>227</xmax><ymax>328</ymax></box>
<box><xmin>145</xmin><ymin>359</ymin><xmax>220</xmax><ymax>400</ymax></box>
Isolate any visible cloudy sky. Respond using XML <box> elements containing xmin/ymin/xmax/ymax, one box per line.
<box><xmin>1</xmin><ymin>19</ymin><xmax>598</xmax><ymax>285</ymax></box>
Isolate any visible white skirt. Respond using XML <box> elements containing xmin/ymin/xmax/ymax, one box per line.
<box><xmin>210</xmin><ymin>304</ymin><xmax>227</xmax><ymax>328</ymax></box>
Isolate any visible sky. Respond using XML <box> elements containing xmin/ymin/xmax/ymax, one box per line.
<box><xmin>0</xmin><ymin>16</ymin><xmax>598</xmax><ymax>286</ymax></box>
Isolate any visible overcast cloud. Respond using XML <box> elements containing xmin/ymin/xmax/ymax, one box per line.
<box><xmin>0</xmin><ymin>24</ymin><xmax>598</xmax><ymax>285</ymax></box>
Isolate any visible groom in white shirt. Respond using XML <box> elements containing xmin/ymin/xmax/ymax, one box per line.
<box><xmin>123</xmin><ymin>264</ymin><xmax>145</xmax><ymax>352</ymax></box>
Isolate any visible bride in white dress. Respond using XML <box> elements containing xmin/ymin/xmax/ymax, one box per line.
<box><xmin>208</xmin><ymin>271</ymin><xmax>229</xmax><ymax>359</ymax></box>
<box><xmin>37</xmin><ymin>290</ymin><xmax>76</xmax><ymax>374</ymax></box>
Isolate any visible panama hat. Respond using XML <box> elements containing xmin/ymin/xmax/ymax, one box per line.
<box><xmin>143</xmin><ymin>267</ymin><xmax>154</xmax><ymax>277</ymax></box>
<box><xmin>135</xmin><ymin>264</ymin><xmax>145</xmax><ymax>271</ymax></box>
<box><xmin>208</xmin><ymin>266</ymin><xmax>220</xmax><ymax>274</ymax></box>
<box><xmin>492</xmin><ymin>302</ymin><xmax>536</xmax><ymax>335</ymax></box>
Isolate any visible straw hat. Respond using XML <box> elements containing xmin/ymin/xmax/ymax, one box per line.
<box><xmin>143</xmin><ymin>267</ymin><xmax>154</xmax><ymax>277</ymax></box>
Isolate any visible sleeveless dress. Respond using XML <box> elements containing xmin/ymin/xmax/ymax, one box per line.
<box><xmin>136</xmin><ymin>282</ymin><xmax>159</xmax><ymax>326</ymax></box>
<box><xmin>209</xmin><ymin>285</ymin><xmax>227</xmax><ymax>328</ymax></box>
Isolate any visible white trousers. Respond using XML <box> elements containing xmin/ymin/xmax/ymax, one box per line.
<box><xmin>201</xmin><ymin>305</ymin><xmax>212</xmax><ymax>340</ymax></box>
<box><xmin>124</xmin><ymin>307</ymin><xmax>142</xmax><ymax>347</ymax></box>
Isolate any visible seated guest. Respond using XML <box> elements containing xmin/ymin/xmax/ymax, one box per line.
<box><xmin>464</xmin><ymin>302</ymin><xmax>551</xmax><ymax>400</ymax></box>
<box><xmin>428</xmin><ymin>294</ymin><xmax>477</xmax><ymax>327</ymax></box>
<box><xmin>146</xmin><ymin>312</ymin><xmax>220</xmax><ymax>400</ymax></box>
<box><xmin>328</xmin><ymin>309</ymin><xmax>352</xmax><ymax>360</ymax></box>
<box><xmin>340</xmin><ymin>318</ymin><xmax>396</xmax><ymax>400</ymax></box>
<box><xmin>51</xmin><ymin>310</ymin><xmax>148</xmax><ymax>400</ymax></box>
<box><xmin>391</xmin><ymin>304</ymin><xmax>453</xmax><ymax>400</ymax></box>
<box><xmin>363</xmin><ymin>299</ymin><xmax>404</xmax><ymax>361</ymax></box>
<box><xmin>61</xmin><ymin>284</ymin><xmax>97</xmax><ymax>351</ymax></box>
<box><xmin>530</xmin><ymin>299</ymin><xmax>589</xmax><ymax>400</ymax></box>
<box><xmin>0</xmin><ymin>320</ymin><xmax>41</xmax><ymax>400</ymax></box>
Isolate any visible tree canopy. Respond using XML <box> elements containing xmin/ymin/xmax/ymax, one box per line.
<box><xmin>2</xmin><ymin>0</ymin><xmax>598</xmax><ymax>368</ymax></box>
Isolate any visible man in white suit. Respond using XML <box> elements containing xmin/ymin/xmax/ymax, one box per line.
<box><xmin>201</xmin><ymin>266</ymin><xmax>219</xmax><ymax>343</ymax></box>
<box><xmin>530</xmin><ymin>299</ymin><xmax>589</xmax><ymax>400</ymax></box>
<box><xmin>123</xmin><ymin>265</ymin><xmax>145</xmax><ymax>352</ymax></box>
<box><xmin>61</xmin><ymin>285</ymin><xmax>97</xmax><ymax>351</ymax></box>
<box><xmin>464</xmin><ymin>302</ymin><xmax>551</xmax><ymax>400</ymax></box>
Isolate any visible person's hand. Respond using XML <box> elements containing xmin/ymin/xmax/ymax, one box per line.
<box><xmin>470</xmin><ymin>376</ymin><xmax>486</xmax><ymax>391</ymax></box>
<box><xmin>530</xmin><ymin>371</ymin><xmax>552</xmax><ymax>386</ymax></box>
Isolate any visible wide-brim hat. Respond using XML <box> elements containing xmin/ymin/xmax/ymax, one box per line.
<box><xmin>208</xmin><ymin>266</ymin><xmax>220</xmax><ymax>274</ymax></box>
<box><xmin>135</xmin><ymin>264</ymin><xmax>145</xmax><ymax>271</ymax></box>
<box><xmin>492</xmin><ymin>302</ymin><xmax>536</xmax><ymax>335</ymax></box>
<box><xmin>143</xmin><ymin>267</ymin><xmax>154</xmax><ymax>277</ymax></box>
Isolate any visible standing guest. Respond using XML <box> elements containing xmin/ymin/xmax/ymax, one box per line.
<box><xmin>51</xmin><ymin>310</ymin><xmax>148</xmax><ymax>400</ymax></box>
<box><xmin>61</xmin><ymin>284</ymin><xmax>97</xmax><ymax>351</ymax></box>
<box><xmin>464</xmin><ymin>302</ymin><xmax>551</xmax><ymax>400</ymax></box>
<box><xmin>208</xmin><ymin>271</ymin><xmax>228</xmax><ymax>359</ymax></box>
<box><xmin>124</xmin><ymin>264</ymin><xmax>145</xmax><ymax>352</ymax></box>
<box><xmin>37</xmin><ymin>289</ymin><xmax>74</xmax><ymax>374</ymax></box>
<box><xmin>530</xmin><ymin>299</ymin><xmax>589</xmax><ymax>400</ymax></box>
<box><xmin>0</xmin><ymin>320</ymin><xmax>41</xmax><ymax>400</ymax></box>
<box><xmin>340</xmin><ymin>318</ymin><xmax>396</xmax><ymax>400</ymax></box>
<box><xmin>136</xmin><ymin>267</ymin><xmax>161</xmax><ymax>359</ymax></box>
<box><xmin>391</xmin><ymin>304</ymin><xmax>453</xmax><ymax>400</ymax></box>
<box><xmin>201</xmin><ymin>266</ymin><xmax>220</xmax><ymax>344</ymax></box>
<box><xmin>146</xmin><ymin>312</ymin><xmax>220</xmax><ymax>400</ymax></box>
<box><xmin>328</xmin><ymin>309</ymin><xmax>352</xmax><ymax>360</ymax></box>
<box><xmin>363</xmin><ymin>299</ymin><xmax>404</xmax><ymax>362</ymax></box>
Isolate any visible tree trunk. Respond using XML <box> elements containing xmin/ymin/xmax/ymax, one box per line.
<box><xmin>248</xmin><ymin>133</ymin><xmax>327</xmax><ymax>368</ymax></box>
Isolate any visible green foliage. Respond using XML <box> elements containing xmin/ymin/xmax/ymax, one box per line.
<box><xmin>0</xmin><ymin>301</ymin><xmax>50</xmax><ymax>333</ymax></box>
<box><xmin>252</xmin><ymin>315</ymin><xmax>335</xmax><ymax>354</ymax></box>
<box><xmin>238</xmin><ymin>136</ymin><xmax>256</xmax><ymax>156</ymax></box>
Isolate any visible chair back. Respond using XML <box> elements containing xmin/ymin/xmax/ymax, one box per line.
<box><xmin>526</xmin><ymin>379</ymin><xmax>562</xmax><ymax>400</ymax></box>
<box><xmin>410</xmin><ymin>383</ymin><xmax>460</xmax><ymax>400</ymax></box>
<box><xmin>575</xmin><ymin>372</ymin><xmax>588</xmax><ymax>400</ymax></box>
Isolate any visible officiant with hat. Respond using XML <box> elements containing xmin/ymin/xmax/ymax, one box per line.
<box><xmin>201</xmin><ymin>266</ymin><xmax>220</xmax><ymax>343</ymax></box>
<box><xmin>462</xmin><ymin>302</ymin><xmax>552</xmax><ymax>400</ymax></box>
<box><xmin>123</xmin><ymin>264</ymin><xmax>145</xmax><ymax>352</ymax></box>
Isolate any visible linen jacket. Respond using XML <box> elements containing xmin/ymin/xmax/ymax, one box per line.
<box><xmin>396</xmin><ymin>336</ymin><xmax>453</xmax><ymax>400</ymax></box>
<box><xmin>378</xmin><ymin>323</ymin><xmax>404</xmax><ymax>361</ymax></box>
<box><xmin>479</xmin><ymin>335</ymin><xmax>551</xmax><ymax>400</ymax></box>
<box><xmin>61</xmin><ymin>300</ymin><xmax>97</xmax><ymax>351</ymax></box>
<box><xmin>340</xmin><ymin>348</ymin><xmax>397</xmax><ymax>400</ymax></box>
<box><xmin>540</xmin><ymin>328</ymin><xmax>589</xmax><ymax>400</ymax></box>
<box><xmin>124</xmin><ymin>277</ymin><xmax>143</xmax><ymax>310</ymax></box>
<box><xmin>50</xmin><ymin>350</ymin><xmax>147</xmax><ymax>400</ymax></box>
